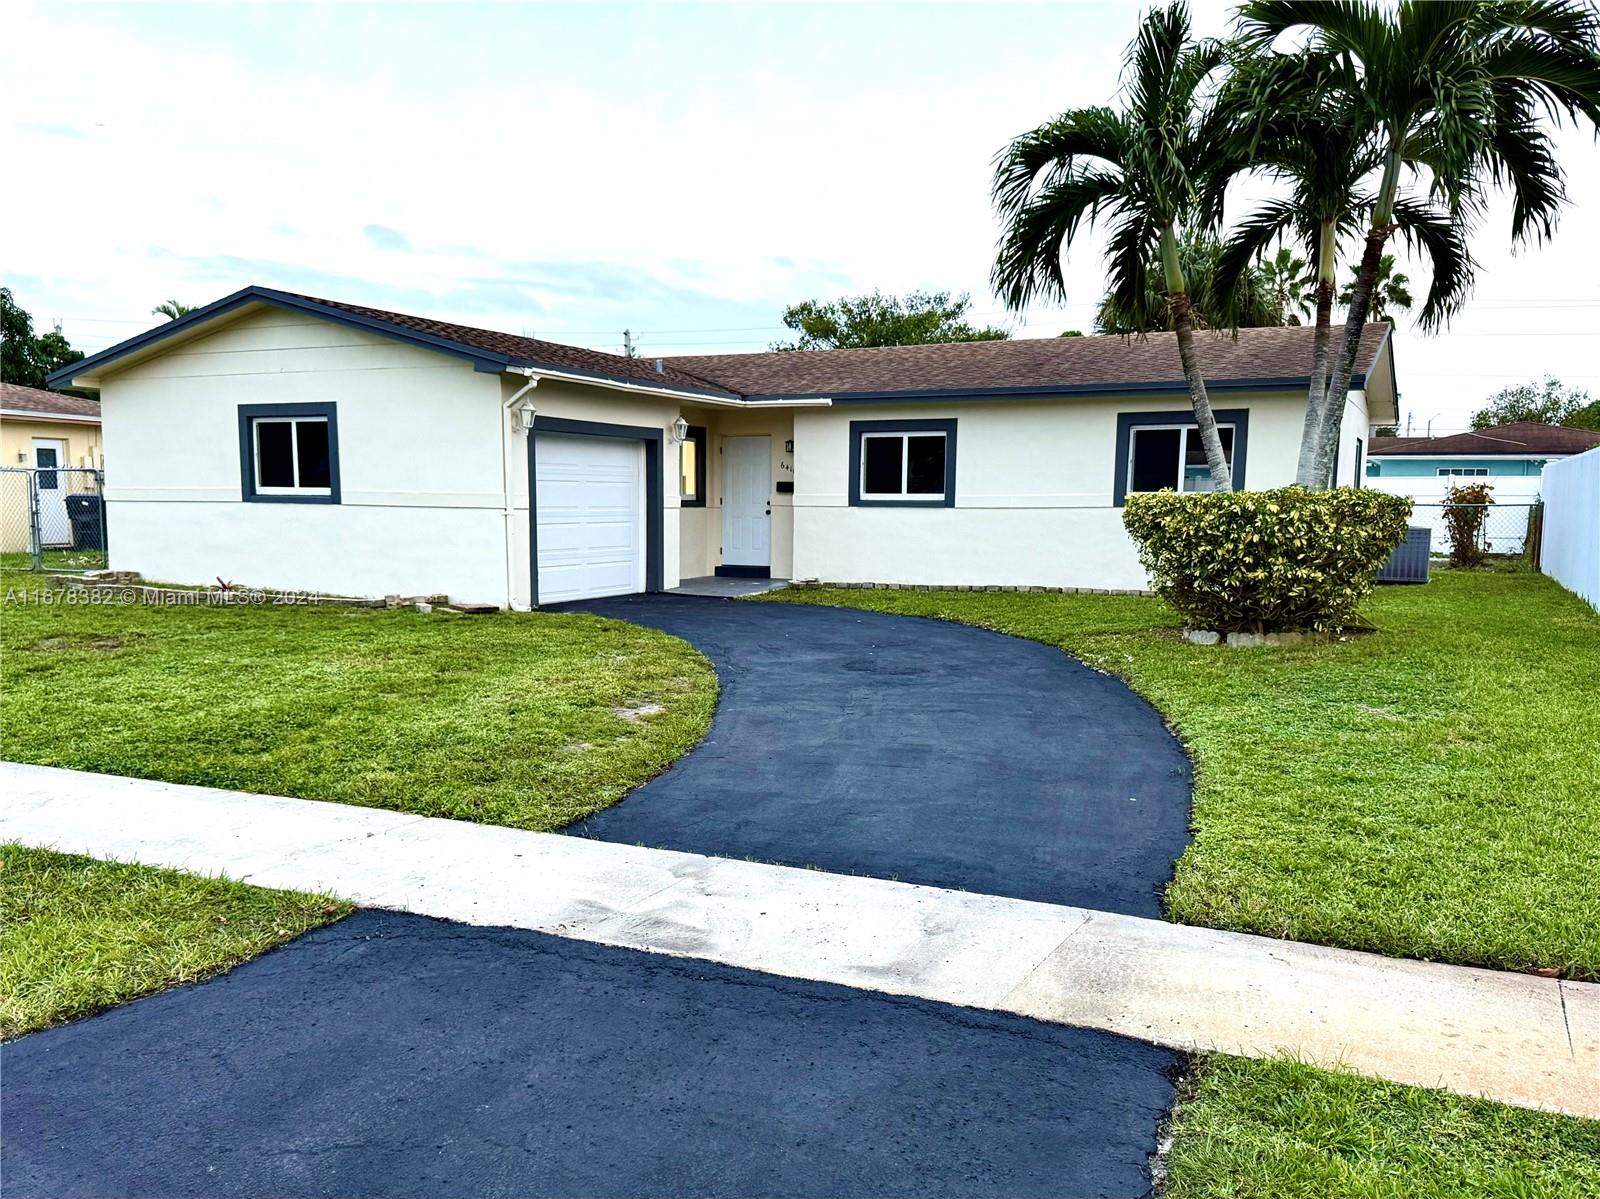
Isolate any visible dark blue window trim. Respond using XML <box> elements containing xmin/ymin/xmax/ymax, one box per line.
<box><xmin>237</xmin><ymin>402</ymin><xmax>341</xmax><ymax>504</ymax></box>
<box><xmin>848</xmin><ymin>418</ymin><xmax>957</xmax><ymax>508</ymax></box>
<box><xmin>528</xmin><ymin>417</ymin><xmax>664</xmax><ymax>608</ymax></box>
<box><xmin>1113</xmin><ymin>409</ymin><xmax>1248</xmax><ymax>506</ymax></box>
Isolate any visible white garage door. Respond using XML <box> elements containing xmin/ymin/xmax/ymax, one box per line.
<box><xmin>535</xmin><ymin>433</ymin><xmax>645</xmax><ymax>604</ymax></box>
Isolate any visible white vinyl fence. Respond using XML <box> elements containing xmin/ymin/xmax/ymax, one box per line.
<box><xmin>1540</xmin><ymin>447</ymin><xmax>1600</xmax><ymax>612</ymax></box>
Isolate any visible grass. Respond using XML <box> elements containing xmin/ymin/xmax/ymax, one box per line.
<box><xmin>1</xmin><ymin>843</ymin><xmax>349</xmax><ymax>1038</ymax></box>
<box><xmin>762</xmin><ymin>570</ymin><xmax>1600</xmax><ymax>978</ymax></box>
<box><xmin>0</xmin><ymin>549</ymin><xmax>108</xmax><ymax>571</ymax></box>
<box><xmin>1162</xmin><ymin>1056</ymin><xmax>1600</xmax><ymax>1198</ymax></box>
<box><xmin>0</xmin><ymin>572</ymin><xmax>717</xmax><ymax>830</ymax></box>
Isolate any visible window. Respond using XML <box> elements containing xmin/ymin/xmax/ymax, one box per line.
<box><xmin>1114</xmin><ymin>409</ymin><xmax>1248</xmax><ymax>505</ymax></box>
<box><xmin>1353</xmin><ymin>437</ymin><xmax>1364</xmax><ymax>488</ymax></box>
<box><xmin>679</xmin><ymin>425</ymin><xmax>706</xmax><ymax>507</ymax></box>
<box><xmin>238</xmin><ymin>403</ymin><xmax>340</xmax><ymax>503</ymax></box>
<box><xmin>34</xmin><ymin>445</ymin><xmax>59</xmax><ymax>490</ymax></box>
<box><xmin>848</xmin><ymin>419</ymin><xmax>957</xmax><ymax>506</ymax></box>
<box><xmin>1128</xmin><ymin>424</ymin><xmax>1235</xmax><ymax>493</ymax></box>
<box><xmin>1437</xmin><ymin>467</ymin><xmax>1488</xmax><ymax>477</ymax></box>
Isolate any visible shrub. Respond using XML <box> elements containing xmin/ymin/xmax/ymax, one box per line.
<box><xmin>1442</xmin><ymin>480</ymin><xmax>1494</xmax><ymax>568</ymax></box>
<box><xmin>1122</xmin><ymin>486</ymin><xmax>1412</xmax><ymax>634</ymax></box>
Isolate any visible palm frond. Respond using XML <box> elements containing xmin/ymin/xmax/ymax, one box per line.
<box><xmin>1390</xmin><ymin>196</ymin><xmax>1476</xmax><ymax>330</ymax></box>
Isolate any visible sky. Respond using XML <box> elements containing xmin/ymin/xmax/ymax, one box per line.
<box><xmin>3</xmin><ymin>0</ymin><xmax>1598</xmax><ymax>434</ymax></box>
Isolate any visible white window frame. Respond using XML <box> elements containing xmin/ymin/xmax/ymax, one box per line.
<box><xmin>859</xmin><ymin>430</ymin><xmax>948</xmax><ymax>502</ymax></box>
<box><xmin>1437</xmin><ymin>467</ymin><xmax>1489</xmax><ymax>477</ymax></box>
<box><xmin>253</xmin><ymin>416</ymin><xmax>332</xmax><ymax>496</ymax></box>
<box><xmin>1127</xmin><ymin>423</ymin><xmax>1237</xmax><ymax>495</ymax></box>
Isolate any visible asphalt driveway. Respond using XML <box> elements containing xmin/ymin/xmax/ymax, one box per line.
<box><xmin>3</xmin><ymin>910</ymin><xmax>1178</xmax><ymax>1199</ymax></box>
<box><xmin>566</xmin><ymin>595</ymin><xmax>1192</xmax><ymax>917</ymax></box>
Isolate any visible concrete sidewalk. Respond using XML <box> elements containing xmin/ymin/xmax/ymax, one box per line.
<box><xmin>5</xmin><ymin>761</ymin><xmax>1596</xmax><ymax>1120</ymax></box>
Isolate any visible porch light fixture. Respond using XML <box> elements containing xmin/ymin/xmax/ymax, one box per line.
<box><xmin>517</xmin><ymin>400</ymin><xmax>537</xmax><ymax>433</ymax></box>
<box><xmin>671</xmin><ymin>416</ymin><xmax>690</xmax><ymax>443</ymax></box>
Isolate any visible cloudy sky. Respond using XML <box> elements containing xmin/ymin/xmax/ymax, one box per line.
<box><xmin>4</xmin><ymin>1</ymin><xmax>1597</xmax><ymax>433</ymax></box>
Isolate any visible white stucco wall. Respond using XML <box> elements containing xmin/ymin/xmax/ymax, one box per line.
<box><xmin>791</xmin><ymin>391</ymin><xmax>1315</xmax><ymax>591</ymax></box>
<box><xmin>101</xmin><ymin>307</ymin><xmax>516</xmax><ymax>603</ymax></box>
<box><xmin>98</xmin><ymin>308</ymin><xmax>710</xmax><ymax>607</ymax></box>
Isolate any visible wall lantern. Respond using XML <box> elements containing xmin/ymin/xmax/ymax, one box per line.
<box><xmin>517</xmin><ymin>400</ymin><xmax>537</xmax><ymax>433</ymax></box>
<box><xmin>671</xmin><ymin>416</ymin><xmax>690</xmax><ymax>443</ymax></box>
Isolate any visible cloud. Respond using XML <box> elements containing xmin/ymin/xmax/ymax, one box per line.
<box><xmin>362</xmin><ymin>224</ymin><xmax>411</xmax><ymax>252</ymax></box>
<box><xmin>17</xmin><ymin>121</ymin><xmax>94</xmax><ymax>140</ymax></box>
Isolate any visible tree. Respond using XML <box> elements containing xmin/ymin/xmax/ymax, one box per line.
<box><xmin>992</xmin><ymin>3</ymin><xmax>1233</xmax><ymax>490</ymax></box>
<box><xmin>1211</xmin><ymin>43</ymin><xmax>1471</xmax><ymax>488</ymax></box>
<box><xmin>1337</xmin><ymin>254</ymin><xmax>1411</xmax><ymax>321</ymax></box>
<box><xmin>0</xmin><ymin>287</ymin><xmax>84</xmax><ymax>390</ymax></box>
<box><xmin>1258</xmin><ymin>246</ymin><xmax>1313</xmax><ymax>325</ymax></box>
<box><xmin>771</xmin><ymin>291</ymin><xmax>1009</xmax><ymax>350</ymax></box>
<box><xmin>1470</xmin><ymin>376</ymin><xmax>1598</xmax><ymax>428</ymax></box>
<box><xmin>153</xmin><ymin>301</ymin><xmax>195</xmax><ymax>321</ymax></box>
<box><xmin>1091</xmin><ymin>230</ymin><xmax>1284</xmax><ymax>334</ymax></box>
<box><xmin>1238</xmin><ymin>0</ymin><xmax>1600</xmax><ymax>487</ymax></box>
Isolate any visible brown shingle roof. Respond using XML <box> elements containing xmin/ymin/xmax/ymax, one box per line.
<box><xmin>666</xmin><ymin>323</ymin><xmax>1392</xmax><ymax>398</ymax></box>
<box><xmin>1368</xmin><ymin>422</ymin><xmax>1600</xmax><ymax>457</ymax></box>
<box><xmin>291</xmin><ymin>292</ymin><xmax>740</xmax><ymax>398</ymax></box>
<box><xmin>0</xmin><ymin>381</ymin><xmax>101</xmax><ymax>420</ymax></box>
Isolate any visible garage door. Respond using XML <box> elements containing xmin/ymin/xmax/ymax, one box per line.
<box><xmin>535</xmin><ymin>433</ymin><xmax>645</xmax><ymax>604</ymax></box>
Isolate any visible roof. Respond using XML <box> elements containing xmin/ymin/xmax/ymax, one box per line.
<box><xmin>1368</xmin><ymin>422</ymin><xmax>1600</xmax><ymax>458</ymax></box>
<box><xmin>50</xmin><ymin>284</ymin><xmax>1392</xmax><ymax>404</ymax></box>
<box><xmin>667</xmin><ymin>323</ymin><xmax>1393</xmax><ymax>400</ymax></box>
<box><xmin>50</xmin><ymin>286</ymin><xmax>740</xmax><ymax>401</ymax></box>
<box><xmin>0</xmin><ymin>381</ymin><xmax>101</xmax><ymax>421</ymax></box>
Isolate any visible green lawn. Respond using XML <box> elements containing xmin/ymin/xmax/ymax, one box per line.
<box><xmin>763</xmin><ymin>571</ymin><xmax>1600</xmax><ymax>979</ymax></box>
<box><xmin>1</xmin><ymin>844</ymin><xmax>349</xmax><ymax>1038</ymax></box>
<box><xmin>0</xmin><ymin>574</ymin><xmax>717</xmax><ymax>830</ymax></box>
<box><xmin>1164</xmin><ymin>1056</ymin><xmax>1600</xmax><ymax>1198</ymax></box>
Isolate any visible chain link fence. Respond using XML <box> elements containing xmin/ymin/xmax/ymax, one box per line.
<box><xmin>1410</xmin><ymin>502</ymin><xmax>1539</xmax><ymax>559</ymax></box>
<box><xmin>0</xmin><ymin>466</ymin><xmax>108</xmax><ymax>571</ymax></box>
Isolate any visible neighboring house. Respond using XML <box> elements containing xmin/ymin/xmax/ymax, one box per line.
<box><xmin>1366</xmin><ymin>421</ymin><xmax>1600</xmax><ymax>505</ymax></box>
<box><xmin>0</xmin><ymin>381</ymin><xmax>103</xmax><ymax>553</ymax></box>
<box><xmin>1368</xmin><ymin>422</ymin><xmax>1600</xmax><ymax>554</ymax></box>
<box><xmin>48</xmin><ymin>285</ymin><xmax>1395</xmax><ymax>605</ymax></box>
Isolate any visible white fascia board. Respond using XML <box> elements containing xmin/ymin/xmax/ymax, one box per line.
<box><xmin>0</xmin><ymin>409</ymin><xmax>102</xmax><ymax>425</ymax></box>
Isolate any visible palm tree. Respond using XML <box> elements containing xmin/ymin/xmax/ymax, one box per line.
<box><xmin>1238</xmin><ymin>0</ymin><xmax>1600</xmax><ymax>487</ymax></box>
<box><xmin>1209</xmin><ymin>54</ymin><xmax>1471</xmax><ymax>487</ymax></box>
<box><xmin>992</xmin><ymin>2</ymin><xmax>1233</xmax><ymax>491</ymax></box>
<box><xmin>1092</xmin><ymin>230</ymin><xmax>1281</xmax><ymax>334</ymax></box>
<box><xmin>1338</xmin><ymin>254</ymin><xmax>1412</xmax><ymax>321</ymax></box>
<box><xmin>1258</xmin><ymin>246</ymin><xmax>1312</xmax><ymax>325</ymax></box>
<box><xmin>152</xmin><ymin>301</ymin><xmax>195</xmax><ymax>321</ymax></box>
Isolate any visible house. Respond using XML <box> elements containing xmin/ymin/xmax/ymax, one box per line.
<box><xmin>47</xmin><ymin>285</ymin><xmax>1395</xmax><ymax>606</ymax></box>
<box><xmin>1367</xmin><ymin>422</ymin><xmax>1600</xmax><ymax>554</ymax></box>
<box><xmin>1366</xmin><ymin>422</ymin><xmax>1600</xmax><ymax>503</ymax></box>
<box><xmin>0</xmin><ymin>382</ymin><xmax>103</xmax><ymax>553</ymax></box>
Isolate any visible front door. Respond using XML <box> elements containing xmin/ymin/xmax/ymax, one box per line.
<box><xmin>721</xmin><ymin>435</ymin><xmax>770</xmax><ymax>574</ymax></box>
<box><xmin>32</xmin><ymin>439</ymin><xmax>70</xmax><ymax>547</ymax></box>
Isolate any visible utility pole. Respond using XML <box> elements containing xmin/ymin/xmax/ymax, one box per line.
<box><xmin>622</xmin><ymin>329</ymin><xmax>637</xmax><ymax>358</ymax></box>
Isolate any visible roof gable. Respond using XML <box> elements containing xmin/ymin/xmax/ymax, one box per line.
<box><xmin>49</xmin><ymin>286</ymin><xmax>739</xmax><ymax>400</ymax></box>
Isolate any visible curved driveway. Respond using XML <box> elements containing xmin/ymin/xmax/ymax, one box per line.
<box><xmin>567</xmin><ymin>595</ymin><xmax>1192</xmax><ymax>918</ymax></box>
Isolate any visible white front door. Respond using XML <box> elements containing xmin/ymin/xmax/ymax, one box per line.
<box><xmin>535</xmin><ymin>432</ymin><xmax>645</xmax><ymax>603</ymax></box>
<box><xmin>721</xmin><ymin>435</ymin><xmax>771</xmax><ymax>570</ymax></box>
<box><xmin>32</xmin><ymin>439</ymin><xmax>71</xmax><ymax>547</ymax></box>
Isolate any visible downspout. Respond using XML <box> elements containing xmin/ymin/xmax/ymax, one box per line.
<box><xmin>500</xmin><ymin>368</ymin><xmax>540</xmax><ymax>611</ymax></box>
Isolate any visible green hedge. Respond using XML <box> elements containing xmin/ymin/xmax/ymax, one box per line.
<box><xmin>1122</xmin><ymin>487</ymin><xmax>1412</xmax><ymax>633</ymax></box>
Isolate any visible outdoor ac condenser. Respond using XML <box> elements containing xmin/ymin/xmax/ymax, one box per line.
<box><xmin>1376</xmin><ymin>526</ymin><xmax>1431</xmax><ymax>584</ymax></box>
